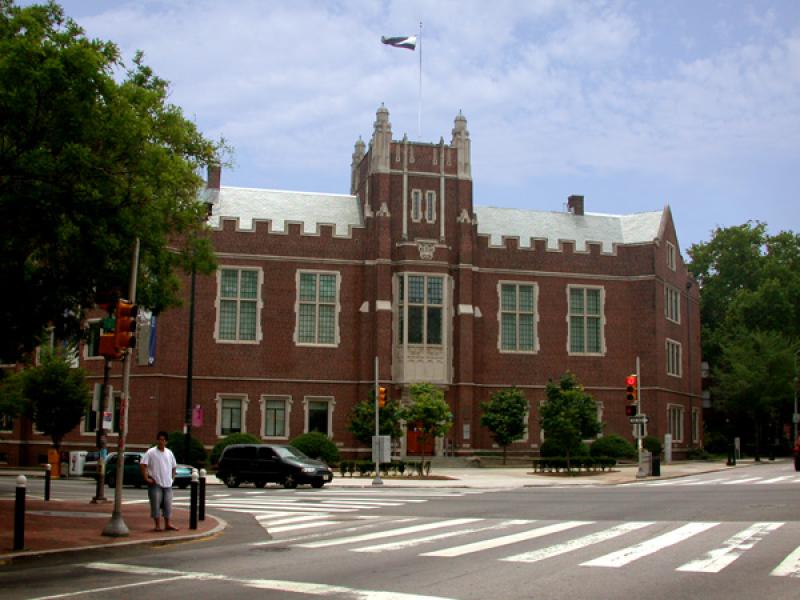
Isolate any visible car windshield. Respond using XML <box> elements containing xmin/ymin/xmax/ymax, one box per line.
<box><xmin>273</xmin><ymin>446</ymin><xmax>309</xmax><ymax>460</ymax></box>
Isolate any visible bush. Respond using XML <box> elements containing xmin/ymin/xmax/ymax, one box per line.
<box><xmin>290</xmin><ymin>431</ymin><xmax>340</xmax><ymax>465</ymax></box>
<box><xmin>210</xmin><ymin>432</ymin><xmax>260</xmax><ymax>465</ymax></box>
<box><xmin>167</xmin><ymin>431</ymin><xmax>208</xmax><ymax>468</ymax></box>
<box><xmin>590</xmin><ymin>434</ymin><xmax>637</xmax><ymax>460</ymax></box>
<box><xmin>540</xmin><ymin>439</ymin><xmax>589</xmax><ymax>458</ymax></box>
<box><xmin>686</xmin><ymin>447</ymin><xmax>712</xmax><ymax>460</ymax></box>
<box><xmin>643</xmin><ymin>435</ymin><xmax>663</xmax><ymax>457</ymax></box>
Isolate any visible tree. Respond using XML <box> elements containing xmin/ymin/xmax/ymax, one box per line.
<box><xmin>21</xmin><ymin>349</ymin><xmax>89</xmax><ymax>450</ymax></box>
<box><xmin>0</xmin><ymin>368</ymin><xmax>25</xmax><ymax>425</ymax></box>
<box><xmin>167</xmin><ymin>430</ymin><xmax>208</xmax><ymax>468</ymax></box>
<box><xmin>401</xmin><ymin>383</ymin><xmax>453</xmax><ymax>466</ymax></box>
<box><xmin>347</xmin><ymin>391</ymin><xmax>404</xmax><ymax>446</ymax></box>
<box><xmin>539</xmin><ymin>372</ymin><xmax>602</xmax><ymax>470</ymax></box>
<box><xmin>480</xmin><ymin>387</ymin><xmax>527</xmax><ymax>464</ymax></box>
<box><xmin>0</xmin><ymin>1</ymin><xmax>225</xmax><ymax>361</ymax></box>
<box><xmin>713</xmin><ymin>331</ymin><xmax>796</xmax><ymax>460</ymax></box>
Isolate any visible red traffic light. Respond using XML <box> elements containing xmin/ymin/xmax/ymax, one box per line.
<box><xmin>625</xmin><ymin>404</ymin><xmax>638</xmax><ymax>417</ymax></box>
<box><xmin>625</xmin><ymin>374</ymin><xmax>638</xmax><ymax>402</ymax></box>
<box><xmin>114</xmin><ymin>300</ymin><xmax>138</xmax><ymax>351</ymax></box>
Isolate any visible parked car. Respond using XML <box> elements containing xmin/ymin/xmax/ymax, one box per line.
<box><xmin>105</xmin><ymin>452</ymin><xmax>193</xmax><ymax>489</ymax></box>
<box><xmin>793</xmin><ymin>436</ymin><xmax>800</xmax><ymax>471</ymax></box>
<box><xmin>216</xmin><ymin>444</ymin><xmax>334</xmax><ymax>489</ymax></box>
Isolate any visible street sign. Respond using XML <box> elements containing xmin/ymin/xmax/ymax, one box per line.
<box><xmin>629</xmin><ymin>415</ymin><xmax>649</xmax><ymax>424</ymax></box>
<box><xmin>632</xmin><ymin>422</ymin><xmax>647</xmax><ymax>439</ymax></box>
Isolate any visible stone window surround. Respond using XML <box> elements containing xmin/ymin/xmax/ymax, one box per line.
<box><xmin>294</xmin><ymin>270</ymin><xmax>342</xmax><ymax>347</ymax></box>
<box><xmin>303</xmin><ymin>396</ymin><xmax>336</xmax><ymax>437</ymax></box>
<box><xmin>213</xmin><ymin>266</ymin><xmax>264</xmax><ymax>344</ymax></box>
<box><xmin>565</xmin><ymin>284</ymin><xmax>607</xmax><ymax>356</ymax></box>
<box><xmin>215</xmin><ymin>394</ymin><xmax>250</xmax><ymax>438</ymax></box>
<box><xmin>260</xmin><ymin>395</ymin><xmax>292</xmax><ymax>440</ymax></box>
<box><xmin>497</xmin><ymin>280</ymin><xmax>540</xmax><ymax>354</ymax></box>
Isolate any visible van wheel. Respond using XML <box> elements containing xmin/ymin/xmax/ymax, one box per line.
<box><xmin>224</xmin><ymin>474</ymin><xmax>240</xmax><ymax>488</ymax></box>
<box><xmin>254</xmin><ymin>480</ymin><xmax>266</xmax><ymax>488</ymax></box>
<box><xmin>283</xmin><ymin>475</ymin><xmax>298</xmax><ymax>489</ymax></box>
<box><xmin>105</xmin><ymin>474</ymin><xmax>115</xmax><ymax>487</ymax></box>
<box><xmin>311</xmin><ymin>480</ymin><xmax>324</xmax><ymax>489</ymax></box>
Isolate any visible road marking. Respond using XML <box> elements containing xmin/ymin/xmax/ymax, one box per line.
<box><xmin>755</xmin><ymin>476</ymin><xmax>793</xmax><ymax>484</ymax></box>
<box><xmin>682</xmin><ymin>478</ymin><xmax>728</xmax><ymax>486</ymax></box>
<box><xmin>581</xmin><ymin>522</ymin><xmax>719</xmax><ymax>567</ymax></box>
<box><xmin>771</xmin><ymin>544</ymin><xmax>800</xmax><ymax>578</ymax></box>
<box><xmin>720</xmin><ymin>477</ymin><xmax>763</xmax><ymax>485</ymax></box>
<box><xmin>502</xmin><ymin>521</ymin><xmax>655</xmax><ymax>564</ymax></box>
<box><xmin>81</xmin><ymin>562</ymin><xmax>456</xmax><ymax>599</ymax></box>
<box><xmin>269</xmin><ymin>520</ymin><xmax>341</xmax><ymax>533</ymax></box>
<box><xmin>352</xmin><ymin>520</ymin><xmax>531</xmax><ymax>553</ymax></box>
<box><xmin>251</xmin><ymin>518</ymin><xmax>419</xmax><ymax>546</ymax></box>
<box><xmin>297</xmin><ymin>518</ymin><xmax>482</xmax><ymax>548</ymax></box>
<box><xmin>421</xmin><ymin>521</ymin><xmax>591</xmax><ymax>558</ymax></box>
<box><xmin>28</xmin><ymin>576</ymin><xmax>194</xmax><ymax>599</ymax></box>
<box><xmin>676</xmin><ymin>522</ymin><xmax>784</xmax><ymax>573</ymax></box>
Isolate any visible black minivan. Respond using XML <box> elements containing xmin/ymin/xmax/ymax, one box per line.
<box><xmin>216</xmin><ymin>444</ymin><xmax>334</xmax><ymax>489</ymax></box>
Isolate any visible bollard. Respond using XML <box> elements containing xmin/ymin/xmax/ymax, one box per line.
<box><xmin>14</xmin><ymin>475</ymin><xmax>26</xmax><ymax>551</ymax></box>
<box><xmin>199</xmin><ymin>468</ymin><xmax>206</xmax><ymax>522</ymax></box>
<box><xmin>44</xmin><ymin>464</ymin><xmax>51</xmax><ymax>501</ymax></box>
<box><xmin>189</xmin><ymin>469</ymin><xmax>198</xmax><ymax>530</ymax></box>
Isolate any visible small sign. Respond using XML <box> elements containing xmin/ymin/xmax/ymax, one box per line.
<box><xmin>102</xmin><ymin>411</ymin><xmax>113</xmax><ymax>430</ymax></box>
<box><xmin>632</xmin><ymin>423</ymin><xmax>648</xmax><ymax>439</ymax></box>
<box><xmin>192</xmin><ymin>404</ymin><xmax>204</xmax><ymax>427</ymax></box>
<box><xmin>629</xmin><ymin>415</ymin><xmax>649</xmax><ymax>424</ymax></box>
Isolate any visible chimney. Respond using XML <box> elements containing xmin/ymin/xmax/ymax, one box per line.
<box><xmin>207</xmin><ymin>163</ymin><xmax>221</xmax><ymax>189</ymax></box>
<box><xmin>567</xmin><ymin>195</ymin><xmax>584</xmax><ymax>216</ymax></box>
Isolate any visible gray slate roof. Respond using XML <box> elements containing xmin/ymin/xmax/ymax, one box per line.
<box><xmin>206</xmin><ymin>186</ymin><xmax>665</xmax><ymax>251</ymax></box>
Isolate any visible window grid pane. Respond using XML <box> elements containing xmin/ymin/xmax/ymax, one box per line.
<box><xmin>570</xmin><ymin>316</ymin><xmax>585</xmax><ymax>353</ymax></box>
<box><xmin>570</xmin><ymin>288</ymin><xmax>584</xmax><ymax>314</ymax></box>
<box><xmin>586</xmin><ymin>289</ymin><xmax>600</xmax><ymax>315</ymax></box>
<box><xmin>299</xmin><ymin>273</ymin><xmax>316</xmax><ymax>302</ymax></box>
<box><xmin>519</xmin><ymin>314</ymin><xmax>534</xmax><ymax>350</ymax></box>
<box><xmin>240</xmin><ymin>271</ymin><xmax>258</xmax><ymax>299</ymax></box>
<box><xmin>319</xmin><ymin>275</ymin><xmax>336</xmax><ymax>302</ymax></box>
<box><xmin>238</xmin><ymin>301</ymin><xmax>257</xmax><ymax>340</ymax></box>
<box><xmin>409</xmin><ymin>276</ymin><xmax>424</xmax><ymax>304</ymax></box>
<box><xmin>502</xmin><ymin>314</ymin><xmax>517</xmax><ymax>350</ymax></box>
<box><xmin>299</xmin><ymin>304</ymin><xmax>316</xmax><ymax>343</ymax></box>
<box><xmin>519</xmin><ymin>286</ymin><xmax>534</xmax><ymax>312</ymax></box>
<box><xmin>265</xmin><ymin>400</ymin><xmax>285</xmax><ymax>437</ymax></box>
<box><xmin>408</xmin><ymin>306</ymin><xmax>424</xmax><ymax>343</ymax></box>
<box><xmin>427</xmin><ymin>277</ymin><xmax>443</xmax><ymax>305</ymax></box>
<box><xmin>501</xmin><ymin>285</ymin><xmax>516</xmax><ymax>311</ymax></box>
<box><xmin>221</xmin><ymin>270</ymin><xmax>239</xmax><ymax>298</ymax></box>
<box><xmin>219</xmin><ymin>300</ymin><xmax>238</xmax><ymax>340</ymax></box>
<box><xmin>427</xmin><ymin>307</ymin><xmax>442</xmax><ymax>345</ymax></box>
<box><xmin>318</xmin><ymin>305</ymin><xmax>335</xmax><ymax>343</ymax></box>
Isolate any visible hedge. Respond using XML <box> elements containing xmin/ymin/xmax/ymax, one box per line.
<box><xmin>532</xmin><ymin>456</ymin><xmax>616</xmax><ymax>473</ymax></box>
<box><xmin>338</xmin><ymin>460</ymin><xmax>431</xmax><ymax>477</ymax></box>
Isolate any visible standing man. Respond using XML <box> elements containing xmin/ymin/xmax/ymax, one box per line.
<box><xmin>140</xmin><ymin>431</ymin><xmax>178</xmax><ymax>531</ymax></box>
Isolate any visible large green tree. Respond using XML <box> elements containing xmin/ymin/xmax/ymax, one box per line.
<box><xmin>480</xmin><ymin>387</ymin><xmax>527</xmax><ymax>464</ymax></box>
<box><xmin>0</xmin><ymin>1</ymin><xmax>223</xmax><ymax>361</ymax></box>
<box><xmin>539</xmin><ymin>372</ymin><xmax>602</xmax><ymax>469</ymax></box>
<box><xmin>347</xmin><ymin>391</ymin><xmax>404</xmax><ymax>446</ymax></box>
<box><xmin>687</xmin><ymin>222</ymin><xmax>799</xmax><ymax>453</ymax></box>
<box><xmin>401</xmin><ymin>383</ymin><xmax>453</xmax><ymax>465</ymax></box>
<box><xmin>22</xmin><ymin>348</ymin><xmax>89</xmax><ymax>450</ymax></box>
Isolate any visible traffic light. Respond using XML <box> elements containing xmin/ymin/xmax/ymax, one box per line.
<box><xmin>625</xmin><ymin>374</ymin><xmax>638</xmax><ymax>402</ymax></box>
<box><xmin>99</xmin><ymin>332</ymin><xmax>120</xmax><ymax>359</ymax></box>
<box><xmin>114</xmin><ymin>300</ymin><xmax>138</xmax><ymax>352</ymax></box>
<box><xmin>378</xmin><ymin>386</ymin><xmax>387</xmax><ymax>408</ymax></box>
<box><xmin>625</xmin><ymin>403</ymin><xmax>638</xmax><ymax>417</ymax></box>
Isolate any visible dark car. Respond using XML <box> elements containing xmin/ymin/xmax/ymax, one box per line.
<box><xmin>793</xmin><ymin>436</ymin><xmax>800</xmax><ymax>471</ymax></box>
<box><xmin>216</xmin><ymin>444</ymin><xmax>334</xmax><ymax>489</ymax></box>
<box><xmin>105</xmin><ymin>451</ymin><xmax>193</xmax><ymax>489</ymax></box>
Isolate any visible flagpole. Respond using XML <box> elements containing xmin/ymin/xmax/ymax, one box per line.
<box><xmin>418</xmin><ymin>21</ymin><xmax>422</xmax><ymax>140</ymax></box>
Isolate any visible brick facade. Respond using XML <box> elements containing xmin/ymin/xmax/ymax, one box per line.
<box><xmin>0</xmin><ymin>107</ymin><xmax>702</xmax><ymax>466</ymax></box>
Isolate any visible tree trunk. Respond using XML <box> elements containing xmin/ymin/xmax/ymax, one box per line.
<box><xmin>753</xmin><ymin>420</ymin><xmax>761</xmax><ymax>461</ymax></box>
<box><xmin>502</xmin><ymin>445</ymin><xmax>507</xmax><ymax>465</ymax></box>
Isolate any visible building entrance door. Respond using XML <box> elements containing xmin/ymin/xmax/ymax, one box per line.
<box><xmin>406</xmin><ymin>423</ymin><xmax>435</xmax><ymax>456</ymax></box>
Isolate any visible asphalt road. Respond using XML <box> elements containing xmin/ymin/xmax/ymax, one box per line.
<box><xmin>1</xmin><ymin>462</ymin><xmax>798</xmax><ymax>600</ymax></box>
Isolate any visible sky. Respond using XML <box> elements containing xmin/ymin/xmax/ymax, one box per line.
<box><xmin>25</xmin><ymin>0</ymin><xmax>800</xmax><ymax>255</ymax></box>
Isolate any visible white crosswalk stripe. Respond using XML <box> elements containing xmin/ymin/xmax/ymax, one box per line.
<box><xmin>676</xmin><ymin>522</ymin><xmax>784</xmax><ymax>573</ymax></box>
<box><xmin>297</xmin><ymin>518</ymin><xmax>483</xmax><ymax>549</ymax></box>
<box><xmin>771</xmin><ymin>544</ymin><xmax>800</xmax><ymax>578</ymax></box>
<box><xmin>628</xmin><ymin>474</ymin><xmax>800</xmax><ymax>487</ymax></box>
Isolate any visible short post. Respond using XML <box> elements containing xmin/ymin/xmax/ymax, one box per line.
<box><xmin>44</xmin><ymin>464</ymin><xmax>51</xmax><ymax>501</ymax></box>
<box><xmin>14</xmin><ymin>475</ymin><xmax>26</xmax><ymax>551</ymax></box>
<box><xmin>189</xmin><ymin>468</ymin><xmax>198</xmax><ymax>530</ymax></box>
<box><xmin>199</xmin><ymin>468</ymin><xmax>206</xmax><ymax>522</ymax></box>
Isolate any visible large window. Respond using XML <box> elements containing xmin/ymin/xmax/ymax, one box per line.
<box><xmin>665</xmin><ymin>285</ymin><xmax>680</xmax><ymax>323</ymax></box>
<box><xmin>568</xmin><ymin>286</ymin><xmax>604</xmax><ymax>355</ymax></box>
<box><xmin>398</xmin><ymin>274</ymin><xmax>444</xmax><ymax>345</ymax></box>
<box><xmin>499</xmin><ymin>282</ymin><xmax>538</xmax><ymax>352</ymax></box>
<box><xmin>305</xmin><ymin>397</ymin><xmax>333</xmax><ymax>436</ymax></box>
<box><xmin>297</xmin><ymin>271</ymin><xmax>339</xmax><ymax>345</ymax></box>
<box><xmin>262</xmin><ymin>396</ymin><xmax>289</xmax><ymax>438</ymax></box>
<box><xmin>221</xmin><ymin>398</ymin><xmax>242</xmax><ymax>435</ymax></box>
<box><xmin>668</xmin><ymin>404</ymin><xmax>684</xmax><ymax>442</ymax></box>
<box><xmin>666</xmin><ymin>339</ymin><xmax>682</xmax><ymax>377</ymax></box>
<box><xmin>217</xmin><ymin>268</ymin><xmax>260</xmax><ymax>342</ymax></box>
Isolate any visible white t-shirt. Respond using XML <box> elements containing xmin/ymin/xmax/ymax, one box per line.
<box><xmin>141</xmin><ymin>446</ymin><xmax>177</xmax><ymax>487</ymax></box>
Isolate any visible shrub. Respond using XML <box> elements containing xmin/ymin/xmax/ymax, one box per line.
<box><xmin>590</xmin><ymin>434</ymin><xmax>637</xmax><ymax>460</ymax></box>
<box><xmin>210</xmin><ymin>432</ymin><xmax>260</xmax><ymax>465</ymax></box>
<box><xmin>686</xmin><ymin>447</ymin><xmax>712</xmax><ymax>460</ymax></box>
<box><xmin>540</xmin><ymin>439</ymin><xmax>589</xmax><ymax>458</ymax></box>
<box><xmin>643</xmin><ymin>435</ymin><xmax>663</xmax><ymax>457</ymax></box>
<box><xmin>290</xmin><ymin>431</ymin><xmax>340</xmax><ymax>465</ymax></box>
<box><xmin>167</xmin><ymin>431</ymin><xmax>208</xmax><ymax>468</ymax></box>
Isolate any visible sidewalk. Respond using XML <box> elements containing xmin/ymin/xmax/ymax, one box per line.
<box><xmin>0</xmin><ymin>458</ymin><xmax>772</xmax><ymax>560</ymax></box>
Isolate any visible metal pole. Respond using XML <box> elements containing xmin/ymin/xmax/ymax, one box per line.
<box><xmin>14</xmin><ymin>475</ymin><xmax>26</xmax><ymax>551</ymax></box>
<box><xmin>44</xmin><ymin>464</ymin><xmax>51</xmax><ymax>501</ymax></box>
<box><xmin>794</xmin><ymin>350</ymin><xmax>799</xmax><ymax>442</ymax></box>
<box><xmin>190</xmin><ymin>469</ymin><xmax>198</xmax><ymax>530</ymax></box>
<box><xmin>103</xmin><ymin>237</ymin><xmax>139</xmax><ymax>537</ymax></box>
<box><xmin>372</xmin><ymin>356</ymin><xmax>383</xmax><ymax>486</ymax></box>
<box><xmin>92</xmin><ymin>359</ymin><xmax>111</xmax><ymax>503</ymax></box>
<box><xmin>185</xmin><ymin>265</ymin><xmax>196</xmax><ymax>463</ymax></box>
<box><xmin>199</xmin><ymin>468</ymin><xmax>206</xmax><ymax>521</ymax></box>
<box><xmin>636</xmin><ymin>356</ymin><xmax>642</xmax><ymax>452</ymax></box>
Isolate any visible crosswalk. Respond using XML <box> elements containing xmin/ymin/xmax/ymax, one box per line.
<box><xmin>251</xmin><ymin>514</ymin><xmax>800</xmax><ymax>579</ymax></box>
<box><xmin>627</xmin><ymin>473</ymin><xmax>800</xmax><ymax>487</ymax></box>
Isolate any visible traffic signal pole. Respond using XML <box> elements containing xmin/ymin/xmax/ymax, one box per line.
<box><xmin>636</xmin><ymin>356</ymin><xmax>642</xmax><ymax>452</ymax></box>
<box><xmin>372</xmin><ymin>356</ymin><xmax>383</xmax><ymax>486</ymax></box>
<box><xmin>103</xmin><ymin>237</ymin><xmax>139</xmax><ymax>537</ymax></box>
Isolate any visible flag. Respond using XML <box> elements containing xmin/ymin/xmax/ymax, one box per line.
<box><xmin>381</xmin><ymin>35</ymin><xmax>416</xmax><ymax>51</ymax></box>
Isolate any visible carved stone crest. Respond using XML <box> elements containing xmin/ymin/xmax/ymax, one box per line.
<box><xmin>417</xmin><ymin>240</ymin><xmax>436</xmax><ymax>260</ymax></box>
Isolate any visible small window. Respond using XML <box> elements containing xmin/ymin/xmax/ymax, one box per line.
<box><xmin>85</xmin><ymin>321</ymin><xmax>103</xmax><ymax>358</ymax></box>
<box><xmin>425</xmin><ymin>191</ymin><xmax>436</xmax><ymax>223</ymax></box>
<box><xmin>666</xmin><ymin>242</ymin><xmax>677</xmax><ymax>271</ymax></box>
<box><xmin>665</xmin><ymin>286</ymin><xmax>680</xmax><ymax>323</ymax></box>
<box><xmin>411</xmin><ymin>190</ymin><xmax>422</xmax><ymax>222</ymax></box>
<box><xmin>692</xmin><ymin>408</ymin><xmax>701</xmax><ymax>444</ymax></box>
<box><xmin>0</xmin><ymin>413</ymin><xmax>13</xmax><ymax>432</ymax></box>
<box><xmin>666</xmin><ymin>339</ymin><xmax>682</xmax><ymax>377</ymax></box>
<box><xmin>668</xmin><ymin>405</ymin><xmax>684</xmax><ymax>442</ymax></box>
<box><xmin>264</xmin><ymin>398</ymin><xmax>288</xmax><ymax>438</ymax></box>
<box><xmin>306</xmin><ymin>398</ymin><xmax>331</xmax><ymax>436</ymax></box>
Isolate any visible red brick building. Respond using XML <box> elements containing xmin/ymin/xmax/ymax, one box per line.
<box><xmin>1</xmin><ymin>106</ymin><xmax>701</xmax><ymax>465</ymax></box>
